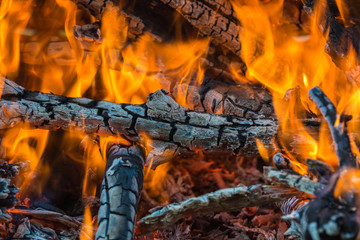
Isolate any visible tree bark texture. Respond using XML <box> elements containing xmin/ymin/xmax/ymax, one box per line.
<box><xmin>0</xmin><ymin>77</ymin><xmax>277</xmax><ymax>168</ymax></box>
<box><xmin>96</xmin><ymin>145</ymin><xmax>144</xmax><ymax>240</ymax></box>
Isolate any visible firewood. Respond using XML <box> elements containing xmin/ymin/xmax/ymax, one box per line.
<box><xmin>0</xmin><ymin>77</ymin><xmax>278</xmax><ymax>169</ymax></box>
<box><xmin>96</xmin><ymin>145</ymin><xmax>144</xmax><ymax>240</ymax></box>
<box><xmin>159</xmin><ymin>0</ymin><xmax>241</xmax><ymax>57</ymax></box>
<box><xmin>137</xmin><ymin>184</ymin><xmax>299</xmax><ymax>234</ymax></box>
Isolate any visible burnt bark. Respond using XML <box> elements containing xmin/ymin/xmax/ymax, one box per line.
<box><xmin>159</xmin><ymin>0</ymin><xmax>241</xmax><ymax>56</ymax></box>
<box><xmin>0</xmin><ymin>77</ymin><xmax>278</xmax><ymax>168</ymax></box>
<box><xmin>96</xmin><ymin>145</ymin><xmax>144</xmax><ymax>240</ymax></box>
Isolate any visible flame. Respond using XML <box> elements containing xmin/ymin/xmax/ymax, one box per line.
<box><xmin>256</xmin><ymin>139</ymin><xmax>269</xmax><ymax>163</ymax></box>
<box><xmin>334</xmin><ymin>0</ymin><xmax>350</xmax><ymax>26</ymax></box>
<box><xmin>230</xmin><ymin>0</ymin><xmax>357</xmax><ymax>170</ymax></box>
<box><xmin>79</xmin><ymin>205</ymin><xmax>93</xmax><ymax>240</ymax></box>
<box><xmin>334</xmin><ymin>168</ymin><xmax>360</xmax><ymax>199</ymax></box>
<box><xmin>1</xmin><ymin>124</ymin><xmax>49</xmax><ymax>197</ymax></box>
<box><xmin>0</xmin><ymin>0</ymin><xmax>32</xmax><ymax>78</ymax></box>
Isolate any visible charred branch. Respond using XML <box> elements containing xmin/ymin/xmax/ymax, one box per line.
<box><xmin>283</xmin><ymin>87</ymin><xmax>360</xmax><ymax>240</ymax></box>
<box><xmin>308</xmin><ymin>86</ymin><xmax>357</xmax><ymax>168</ymax></box>
<box><xmin>137</xmin><ymin>184</ymin><xmax>299</xmax><ymax>234</ymax></box>
<box><xmin>8</xmin><ymin>209</ymin><xmax>81</xmax><ymax>229</ymax></box>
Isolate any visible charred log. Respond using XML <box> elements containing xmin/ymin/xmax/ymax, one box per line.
<box><xmin>96</xmin><ymin>145</ymin><xmax>144</xmax><ymax>240</ymax></box>
<box><xmin>0</xmin><ymin>77</ymin><xmax>278</xmax><ymax>168</ymax></box>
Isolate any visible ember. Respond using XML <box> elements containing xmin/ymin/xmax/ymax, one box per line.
<box><xmin>0</xmin><ymin>0</ymin><xmax>360</xmax><ymax>239</ymax></box>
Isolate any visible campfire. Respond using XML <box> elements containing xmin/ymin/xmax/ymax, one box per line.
<box><xmin>0</xmin><ymin>0</ymin><xmax>359</xmax><ymax>239</ymax></box>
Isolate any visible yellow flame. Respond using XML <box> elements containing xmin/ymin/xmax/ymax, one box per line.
<box><xmin>0</xmin><ymin>0</ymin><xmax>32</xmax><ymax>78</ymax></box>
<box><xmin>230</xmin><ymin>0</ymin><xmax>354</xmax><ymax>169</ymax></box>
<box><xmin>334</xmin><ymin>168</ymin><xmax>360</xmax><ymax>199</ymax></box>
<box><xmin>256</xmin><ymin>139</ymin><xmax>269</xmax><ymax>163</ymax></box>
<box><xmin>335</xmin><ymin>0</ymin><xmax>350</xmax><ymax>26</ymax></box>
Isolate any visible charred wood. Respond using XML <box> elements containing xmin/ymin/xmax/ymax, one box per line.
<box><xmin>96</xmin><ymin>145</ymin><xmax>144</xmax><ymax>240</ymax></box>
<box><xmin>283</xmin><ymin>87</ymin><xmax>360</xmax><ymax>240</ymax></box>
<box><xmin>0</xmin><ymin>77</ymin><xmax>278</xmax><ymax>168</ymax></box>
<box><xmin>309</xmin><ymin>86</ymin><xmax>357</xmax><ymax>168</ymax></box>
<box><xmin>158</xmin><ymin>0</ymin><xmax>241</xmax><ymax>57</ymax></box>
<box><xmin>8</xmin><ymin>208</ymin><xmax>82</xmax><ymax>229</ymax></box>
<box><xmin>137</xmin><ymin>184</ymin><xmax>299</xmax><ymax>234</ymax></box>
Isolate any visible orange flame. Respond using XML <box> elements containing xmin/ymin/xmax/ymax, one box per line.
<box><xmin>79</xmin><ymin>205</ymin><xmax>94</xmax><ymax>240</ymax></box>
<box><xmin>230</xmin><ymin>0</ymin><xmax>354</xmax><ymax>170</ymax></box>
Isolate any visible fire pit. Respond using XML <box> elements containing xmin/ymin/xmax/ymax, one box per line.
<box><xmin>0</xmin><ymin>0</ymin><xmax>359</xmax><ymax>239</ymax></box>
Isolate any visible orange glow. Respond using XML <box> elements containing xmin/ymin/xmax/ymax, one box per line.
<box><xmin>0</xmin><ymin>0</ymin><xmax>32</xmax><ymax>78</ymax></box>
<box><xmin>79</xmin><ymin>205</ymin><xmax>94</xmax><ymax>240</ymax></box>
<box><xmin>1</xmin><ymin>124</ymin><xmax>49</xmax><ymax>197</ymax></box>
<box><xmin>144</xmin><ymin>162</ymin><xmax>171</xmax><ymax>203</ymax></box>
<box><xmin>334</xmin><ymin>168</ymin><xmax>360</xmax><ymax>199</ymax></box>
<box><xmin>230</xmin><ymin>0</ymin><xmax>355</xmax><ymax>170</ymax></box>
<box><xmin>256</xmin><ymin>139</ymin><xmax>269</xmax><ymax>164</ymax></box>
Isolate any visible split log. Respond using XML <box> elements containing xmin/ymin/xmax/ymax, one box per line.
<box><xmin>0</xmin><ymin>77</ymin><xmax>278</xmax><ymax>168</ymax></box>
<box><xmin>137</xmin><ymin>184</ymin><xmax>299</xmax><ymax>234</ymax></box>
<box><xmin>96</xmin><ymin>145</ymin><xmax>144</xmax><ymax>240</ymax></box>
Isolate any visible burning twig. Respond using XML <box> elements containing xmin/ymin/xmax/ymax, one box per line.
<box><xmin>137</xmin><ymin>184</ymin><xmax>299</xmax><ymax>234</ymax></box>
<box><xmin>96</xmin><ymin>145</ymin><xmax>144</xmax><ymax>240</ymax></box>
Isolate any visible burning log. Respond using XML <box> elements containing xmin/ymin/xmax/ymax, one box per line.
<box><xmin>137</xmin><ymin>184</ymin><xmax>299</xmax><ymax>234</ymax></box>
<box><xmin>0</xmin><ymin>77</ymin><xmax>278</xmax><ymax>168</ymax></box>
<box><xmin>96</xmin><ymin>145</ymin><xmax>144</xmax><ymax>240</ymax></box>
